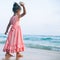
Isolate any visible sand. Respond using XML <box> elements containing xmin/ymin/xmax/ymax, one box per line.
<box><xmin>0</xmin><ymin>44</ymin><xmax>60</xmax><ymax>60</ymax></box>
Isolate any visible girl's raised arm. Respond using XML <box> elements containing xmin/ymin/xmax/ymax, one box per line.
<box><xmin>19</xmin><ymin>2</ymin><xmax>26</xmax><ymax>18</ymax></box>
<box><xmin>5</xmin><ymin>21</ymin><xmax>11</xmax><ymax>35</ymax></box>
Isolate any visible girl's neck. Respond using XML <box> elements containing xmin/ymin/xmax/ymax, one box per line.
<box><xmin>14</xmin><ymin>13</ymin><xmax>19</xmax><ymax>16</ymax></box>
<box><xmin>14</xmin><ymin>13</ymin><xmax>18</xmax><ymax>16</ymax></box>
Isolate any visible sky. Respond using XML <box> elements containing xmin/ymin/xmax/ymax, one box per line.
<box><xmin>0</xmin><ymin>0</ymin><xmax>60</xmax><ymax>35</ymax></box>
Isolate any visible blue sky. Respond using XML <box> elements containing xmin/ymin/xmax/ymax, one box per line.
<box><xmin>0</xmin><ymin>0</ymin><xmax>60</xmax><ymax>35</ymax></box>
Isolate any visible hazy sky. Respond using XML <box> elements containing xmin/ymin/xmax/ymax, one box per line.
<box><xmin>0</xmin><ymin>0</ymin><xmax>60</xmax><ymax>35</ymax></box>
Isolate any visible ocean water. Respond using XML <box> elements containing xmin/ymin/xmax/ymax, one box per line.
<box><xmin>0</xmin><ymin>33</ymin><xmax>60</xmax><ymax>51</ymax></box>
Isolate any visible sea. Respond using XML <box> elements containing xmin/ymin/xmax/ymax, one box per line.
<box><xmin>0</xmin><ymin>33</ymin><xmax>60</xmax><ymax>51</ymax></box>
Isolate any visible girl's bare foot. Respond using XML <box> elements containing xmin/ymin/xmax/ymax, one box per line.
<box><xmin>16</xmin><ymin>53</ymin><xmax>23</xmax><ymax>57</ymax></box>
<box><xmin>5</xmin><ymin>53</ymin><xmax>13</xmax><ymax>57</ymax></box>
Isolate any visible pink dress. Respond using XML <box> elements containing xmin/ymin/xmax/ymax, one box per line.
<box><xmin>3</xmin><ymin>15</ymin><xmax>24</xmax><ymax>53</ymax></box>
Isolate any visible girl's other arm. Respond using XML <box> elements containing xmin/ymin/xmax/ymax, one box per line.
<box><xmin>19</xmin><ymin>2</ymin><xmax>26</xmax><ymax>18</ymax></box>
<box><xmin>5</xmin><ymin>21</ymin><xmax>11</xmax><ymax>35</ymax></box>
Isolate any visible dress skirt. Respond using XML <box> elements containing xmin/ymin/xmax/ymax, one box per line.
<box><xmin>3</xmin><ymin>25</ymin><xmax>24</xmax><ymax>53</ymax></box>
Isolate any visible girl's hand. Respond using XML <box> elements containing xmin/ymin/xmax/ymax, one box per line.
<box><xmin>5</xmin><ymin>32</ymin><xmax>7</xmax><ymax>35</ymax></box>
<box><xmin>19</xmin><ymin>2</ymin><xmax>24</xmax><ymax>6</ymax></box>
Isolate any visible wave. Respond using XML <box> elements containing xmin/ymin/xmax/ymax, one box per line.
<box><xmin>0</xmin><ymin>34</ymin><xmax>60</xmax><ymax>51</ymax></box>
<box><xmin>26</xmin><ymin>44</ymin><xmax>60</xmax><ymax>51</ymax></box>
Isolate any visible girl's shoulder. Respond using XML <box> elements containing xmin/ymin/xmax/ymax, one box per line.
<box><xmin>11</xmin><ymin>15</ymin><xmax>18</xmax><ymax>19</ymax></box>
<box><xmin>10</xmin><ymin>15</ymin><xmax>18</xmax><ymax>21</ymax></box>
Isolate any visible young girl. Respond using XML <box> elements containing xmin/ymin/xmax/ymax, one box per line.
<box><xmin>3</xmin><ymin>2</ymin><xmax>26</xmax><ymax>57</ymax></box>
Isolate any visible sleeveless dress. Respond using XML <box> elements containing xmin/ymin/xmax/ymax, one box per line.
<box><xmin>3</xmin><ymin>15</ymin><xmax>24</xmax><ymax>53</ymax></box>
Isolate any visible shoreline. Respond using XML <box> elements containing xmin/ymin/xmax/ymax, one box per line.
<box><xmin>0</xmin><ymin>44</ymin><xmax>60</xmax><ymax>60</ymax></box>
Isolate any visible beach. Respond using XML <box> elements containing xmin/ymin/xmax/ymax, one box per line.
<box><xmin>0</xmin><ymin>44</ymin><xmax>60</xmax><ymax>60</ymax></box>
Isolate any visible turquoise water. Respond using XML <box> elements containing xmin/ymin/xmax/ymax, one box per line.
<box><xmin>0</xmin><ymin>34</ymin><xmax>60</xmax><ymax>51</ymax></box>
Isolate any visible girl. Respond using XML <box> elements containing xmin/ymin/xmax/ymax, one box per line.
<box><xmin>3</xmin><ymin>2</ymin><xmax>26</xmax><ymax>57</ymax></box>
